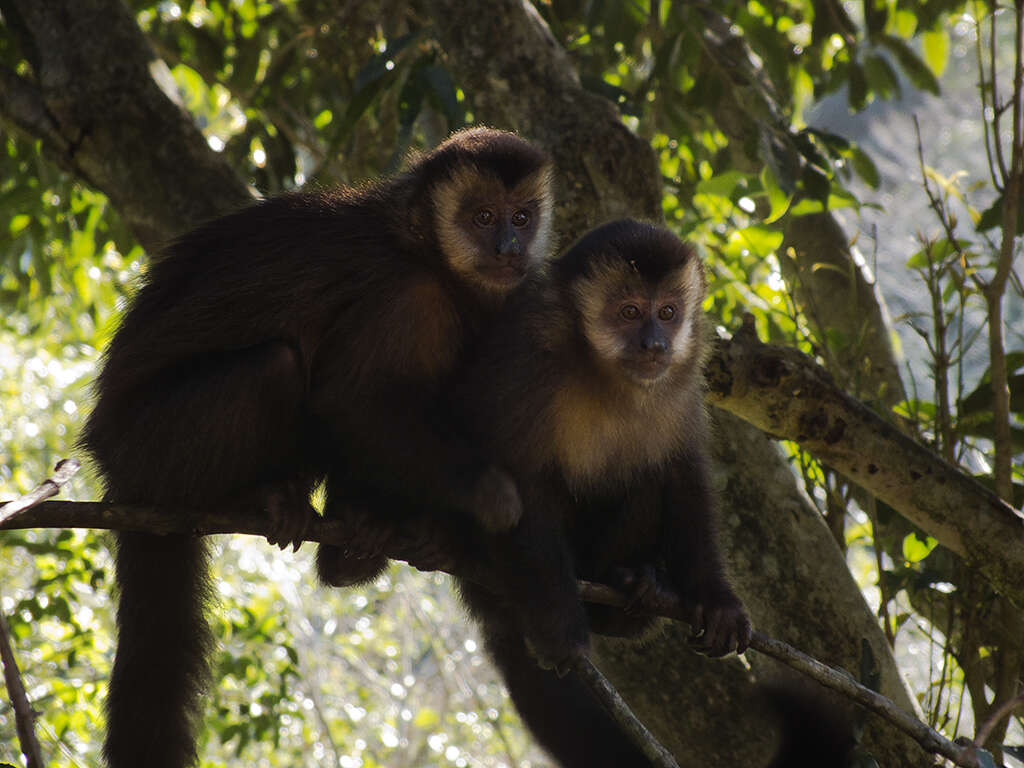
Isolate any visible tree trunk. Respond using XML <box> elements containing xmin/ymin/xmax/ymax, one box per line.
<box><xmin>423</xmin><ymin>0</ymin><xmax>927</xmax><ymax>764</ymax></box>
<box><xmin>0</xmin><ymin>0</ymin><xmax>940</xmax><ymax>764</ymax></box>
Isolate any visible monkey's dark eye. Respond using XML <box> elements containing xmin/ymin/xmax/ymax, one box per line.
<box><xmin>511</xmin><ymin>210</ymin><xmax>530</xmax><ymax>227</ymax></box>
<box><xmin>620</xmin><ymin>305</ymin><xmax>641</xmax><ymax>321</ymax></box>
<box><xmin>658</xmin><ymin>305</ymin><xmax>676</xmax><ymax>321</ymax></box>
<box><xmin>474</xmin><ymin>209</ymin><xmax>495</xmax><ymax>227</ymax></box>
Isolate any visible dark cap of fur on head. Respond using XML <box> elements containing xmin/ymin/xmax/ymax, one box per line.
<box><xmin>553</xmin><ymin>219</ymin><xmax>697</xmax><ymax>286</ymax></box>
<box><xmin>417</xmin><ymin>127</ymin><xmax>551</xmax><ymax>190</ymax></box>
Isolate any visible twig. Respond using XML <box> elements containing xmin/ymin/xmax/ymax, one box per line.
<box><xmin>0</xmin><ymin>459</ymin><xmax>81</xmax><ymax>523</ymax></box>
<box><xmin>578</xmin><ymin>581</ymin><xmax>982</xmax><ymax>768</ymax></box>
<box><xmin>0</xmin><ymin>499</ymin><xmax>992</xmax><ymax>767</ymax></box>
<box><xmin>974</xmin><ymin>689</ymin><xmax>1024</xmax><ymax>748</ymax></box>
<box><xmin>0</xmin><ymin>605</ymin><xmax>45</xmax><ymax>768</ymax></box>
<box><xmin>570</xmin><ymin>655</ymin><xmax>680</xmax><ymax>768</ymax></box>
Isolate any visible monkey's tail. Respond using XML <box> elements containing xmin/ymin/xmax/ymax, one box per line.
<box><xmin>103</xmin><ymin>532</ymin><xmax>214</xmax><ymax>768</ymax></box>
<box><xmin>762</xmin><ymin>682</ymin><xmax>857</xmax><ymax>768</ymax></box>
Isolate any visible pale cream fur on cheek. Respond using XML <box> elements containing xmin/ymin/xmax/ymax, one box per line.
<box><xmin>432</xmin><ymin>173</ymin><xmax>482</xmax><ymax>279</ymax></box>
<box><xmin>666</xmin><ymin>260</ymin><xmax>705</xmax><ymax>363</ymax></box>
<box><xmin>517</xmin><ymin>166</ymin><xmax>555</xmax><ymax>264</ymax></box>
<box><xmin>572</xmin><ymin>268</ymin><xmax>629</xmax><ymax>362</ymax></box>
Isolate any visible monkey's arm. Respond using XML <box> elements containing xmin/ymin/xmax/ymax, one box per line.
<box><xmin>323</xmin><ymin>381</ymin><xmax>520</xmax><ymax>529</ymax></box>
<box><xmin>661</xmin><ymin>450</ymin><xmax>752</xmax><ymax>656</ymax></box>
<box><xmin>487</xmin><ymin>479</ymin><xmax>590</xmax><ymax>671</ymax></box>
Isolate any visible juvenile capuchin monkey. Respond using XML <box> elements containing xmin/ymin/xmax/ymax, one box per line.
<box><xmin>450</xmin><ymin>219</ymin><xmax>752</xmax><ymax>768</ymax></box>
<box><xmin>80</xmin><ymin>127</ymin><xmax>554</xmax><ymax>768</ymax></box>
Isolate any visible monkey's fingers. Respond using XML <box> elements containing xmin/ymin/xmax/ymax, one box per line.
<box><xmin>525</xmin><ymin>637</ymin><xmax>587</xmax><ymax>678</ymax></box>
<box><xmin>688</xmin><ymin>604</ymin><xmax>751</xmax><ymax>657</ymax></box>
<box><xmin>612</xmin><ymin>564</ymin><xmax>660</xmax><ymax>614</ymax></box>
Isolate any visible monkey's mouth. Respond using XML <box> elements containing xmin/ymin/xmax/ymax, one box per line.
<box><xmin>623</xmin><ymin>356</ymin><xmax>670</xmax><ymax>383</ymax></box>
<box><xmin>479</xmin><ymin>263</ymin><xmax>527</xmax><ymax>286</ymax></box>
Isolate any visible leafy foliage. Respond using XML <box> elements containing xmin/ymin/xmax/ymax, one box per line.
<box><xmin>2</xmin><ymin>0</ymin><xmax>1023</xmax><ymax>765</ymax></box>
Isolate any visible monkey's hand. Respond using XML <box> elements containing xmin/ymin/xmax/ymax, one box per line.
<box><xmin>241</xmin><ymin>478</ymin><xmax>316</xmax><ymax>552</ymax></box>
<box><xmin>470</xmin><ymin>466</ymin><xmax>523</xmax><ymax>532</ymax></box>
<box><xmin>687</xmin><ymin>588</ymin><xmax>751</xmax><ymax>658</ymax></box>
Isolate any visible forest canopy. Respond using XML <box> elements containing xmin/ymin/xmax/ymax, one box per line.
<box><xmin>1</xmin><ymin>1</ymin><xmax>1023</xmax><ymax>766</ymax></box>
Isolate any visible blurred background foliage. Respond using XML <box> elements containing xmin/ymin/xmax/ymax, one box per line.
<box><xmin>2</xmin><ymin>0</ymin><xmax>1023</xmax><ymax>766</ymax></box>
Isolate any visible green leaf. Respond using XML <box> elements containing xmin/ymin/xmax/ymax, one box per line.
<box><xmin>760</xmin><ymin>165</ymin><xmax>791</xmax><ymax>223</ymax></box>
<box><xmin>695</xmin><ymin>170</ymin><xmax>747</xmax><ymax>199</ymax></box>
<box><xmin>735</xmin><ymin>225</ymin><xmax>784</xmax><ymax>255</ymax></box>
<box><xmin>850</xmin><ymin>145</ymin><xmax>879</xmax><ymax>188</ymax></box>
<box><xmin>902</xmin><ymin>533</ymin><xmax>938</xmax><ymax>563</ymax></box>
<box><xmin>422</xmin><ymin>64</ymin><xmax>464</xmax><ymax>128</ymax></box>
<box><xmin>892</xmin><ymin>10</ymin><xmax>917</xmax><ymax>38</ymax></box>
<box><xmin>848</xmin><ymin>62</ymin><xmax>868</xmax><ymax>110</ymax></box>
<box><xmin>881</xmin><ymin>35</ymin><xmax>940</xmax><ymax>95</ymax></box>
<box><xmin>921</xmin><ymin>30</ymin><xmax>950</xmax><ymax>77</ymax></box>
<box><xmin>863</xmin><ymin>53</ymin><xmax>900</xmax><ymax>100</ymax></box>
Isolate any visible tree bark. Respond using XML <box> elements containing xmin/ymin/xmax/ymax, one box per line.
<box><xmin>422</xmin><ymin>1</ymin><xmax>927</xmax><ymax>764</ymax></box>
<box><xmin>0</xmin><ymin>0</ymin><xmax>960</xmax><ymax>764</ymax></box>
<box><xmin>697</xmin><ymin>9</ymin><xmax>906</xmax><ymax>407</ymax></box>
<box><xmin>708</xmin><ymin>319</ymin><xmax>1024</xmax><ymax>608</ymax></box>
<box><xmin>0</xmin><ymin>0</ymin><xmax>252</xmax><ymax>251</ymax></box>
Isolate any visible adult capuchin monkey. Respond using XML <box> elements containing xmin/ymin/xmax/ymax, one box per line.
<box><xmin>450</xmin><ymin>219</ymin><xmax>752</xmax><ymax>767</ymax></box>
<box><xmin>80</xmin><ymin>127</ymin><xmax>554</xmax><ymax>768</ymax></box>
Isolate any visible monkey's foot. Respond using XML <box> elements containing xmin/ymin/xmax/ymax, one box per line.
<box><xmin>316</xmin><ymin>502</ymin><xmax>396</xmax><ymax>586</ymax></box>
<box><xmin>316</xmin><ymin>543</ymin><xmax>389</xmax><ymax>587</ymax></box>
<box><xmin>391</xmin><ymin>527</ymin><xmax>459</xmax><ymax>573</ymax></box>
<box><xmin>470</xmin><ymin>466</ymin><xmax>522</xmax><ymax>533</ymax></box>
<box><xmin>584</xmin><ymin>565</ymin><xmax>661</xmax><ymax>638</ymax></box>
<box><xmin>687</xmin><ymin>590</ymin><xmax>752</xmax><ymax>658</ymax></box>
<box><xmin>259</xmin><ymin>479</ymin><xmax>317</xmax><ymax>552</ymax></box>
<box><xmin>610</xmin><ymin>564</ymin><xmax>661</xmax><ymax>614</ymax></box>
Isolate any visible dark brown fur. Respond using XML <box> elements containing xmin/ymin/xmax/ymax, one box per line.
<box><xmin>453</xmin><ymin>219</ymin><xmax>751</xmax><ymax>768</ymax></box>
<box><xmin>80</xmin><ymin>128</ymin><xmax>553</xmax><ymax>768</ymax></box>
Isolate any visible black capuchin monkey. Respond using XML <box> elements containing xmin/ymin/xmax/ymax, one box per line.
<box><xmin>451</xmin><ymin>219</ymin><xmax>752</xmax><ymax>768</ymax></box>
<box><xmin>80</xmin><ymin>127</ymin><xmax>554</xmax><ymax>768</ymax></box>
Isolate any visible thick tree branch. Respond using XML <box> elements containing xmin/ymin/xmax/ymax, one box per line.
<box><xmin>0</xmin><ymin>499</ymin><xmax>984</xmax><ymax>767</ymax></box>
<box><xmin>707</xmin><ymin>316</ymin><xmax>1024</xmax><ymax>607</ymax></box>
<box><xmin>0</xmin><ymin>0</ymin><xmax>251</xmax><ymax>250</ymax></box>
<box><xmin>0</xmin><ymin>1</ymin><xmax>928</xmax><ymax>762</ymax></box>
<box><xmin>0</xmin><ymin>63</ymin><xmax>70</xmax><ymax>157</ymax></box>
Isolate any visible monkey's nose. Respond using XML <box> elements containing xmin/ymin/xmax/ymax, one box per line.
<box><xmin>640</xmin><ymin>338</ymin><xmax>668</xmax><ymax>354</ymax></box>
<box><xmin>496</xmin><ymin>232</ymin><xmax>521</xmax><ymax>260</ymax></box>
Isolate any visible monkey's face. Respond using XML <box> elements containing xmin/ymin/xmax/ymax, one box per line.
<box><xmin>433</xmin><ymin>167</ymin><xmax>554</xmax><ymax>296</ymax></box>
<box><xmin>573</xmin><ymin>256</ymin><xmax>705</xmax><ymax>387</ymax></box>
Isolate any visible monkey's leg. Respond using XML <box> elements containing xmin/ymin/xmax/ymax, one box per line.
<box><xmin>463</xmin><ymin>583</ymin><xmax>653</xmax><ymax>768</ymax></box>
<box><xmin>473</xmin><ymin>484</ymin><xmax>590</xmax><ymax>671</ymax></box>
<box><xmin>96</xmin><ymin>342</ymin><xmax>314</xmax><ymax>768</ymax></box>
<box><xmin>316</xmin><ymin>470</ymin><xmax>467</xmax><ymax>587</ymax></box>
<box><xmin>662</xmin><ymin>452</ymin><xmax>751</xmax><ymax>657</ymax></box>
<box><xmin>90</xmin><ymin>340</ymin><xmax>317</xmax><ymax>542</ymax></box>
<box><xmin>317</xmin><ymin>383</ymin><xmax>521</xmax><ymax>534</ymax></box>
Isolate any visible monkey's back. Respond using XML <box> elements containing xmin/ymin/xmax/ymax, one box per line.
<box><xmin>82</xmin><ymin>181</ymin><xmax>440</xmax><ymax>483</ymax></box>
